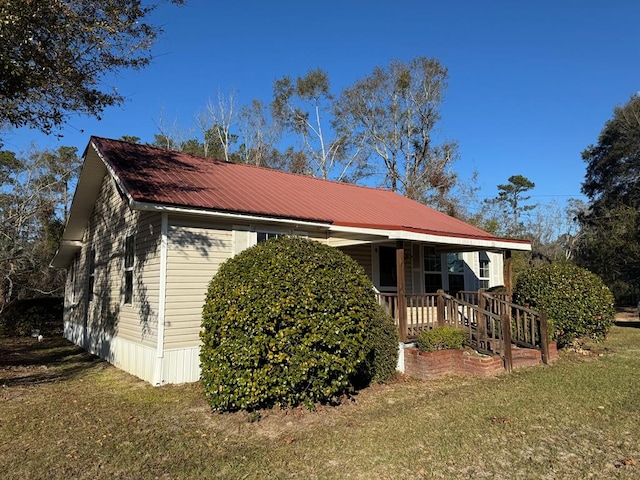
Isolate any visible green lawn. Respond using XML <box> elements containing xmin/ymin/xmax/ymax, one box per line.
<box><xmin>1</xmin><ymin>322</ymin><xmax>640</xmax><ymax>479</ymax></box>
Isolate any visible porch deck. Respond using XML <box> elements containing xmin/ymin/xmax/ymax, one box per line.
<box><xmin>376</xmin><ymin>290</ymin><xmax>551</xmax><ymax>372</ymax></box>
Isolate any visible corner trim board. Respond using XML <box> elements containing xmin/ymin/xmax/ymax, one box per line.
<box><xmin>155</xmin><ymin>213</ymin><xmax>169</xmax><ymax>384</ymax></box>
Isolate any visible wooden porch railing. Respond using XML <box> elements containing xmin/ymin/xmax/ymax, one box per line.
<box><xmin>376</xmin><ymin>290</ymin><xmax>512</xmax><ymax>368</ymax></box>
<box><xmin>473</xmin><ymin>291</ymin><xmax>550</xmax><ymax>365</ymax></box>
<box><xmin>376</xmin><ymin>289</ymin><xmax>551</xmax><ymax>371</ymax></box>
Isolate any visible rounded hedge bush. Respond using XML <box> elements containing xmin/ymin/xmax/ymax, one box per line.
<box><xmin>200</xmin><ymin>236</ymin><xmax>398</xmax><ymax>411</ymax></box>
<box><xmin>513</xmin><ymin>263</ymin><xmax>615</xmax><ymax>346</ymax></box>
<box><xmin>362</xmin><ymin>306</ymin><xmax>399</xmax><ymax>384</ymax></box>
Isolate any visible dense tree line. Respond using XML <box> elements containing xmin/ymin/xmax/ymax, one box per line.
<box><xmin>576</xmin><ymin>95</ymin><xmax>640</xmax><ymax>303</ymax></box>
<box><xmin>0</xmin><ymin>146</ymin><xmax>80</xmax><ymax>313</ymax></box>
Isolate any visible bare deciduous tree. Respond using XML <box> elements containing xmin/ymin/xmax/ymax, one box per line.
<box><xmin>333</xmin><ymin>57</ymin><xmax>459</xmax><ymax>208</ymax></box>
<box><xmin>237</xmin><ymin>99</ymin><xmax>280</xmax><ymax>167</ymax></box>
<box><xmin>205</xmin><ymin>90</ymin><xmax>237</xmax><ymax>162</ymax></box>
<box><xmin>272</xmin><ymin>69</ymin><xmax>357</xmax><ymax>180</ymax></box>
<box><xmin>0</xmin><ymin>145</ymin><xmax>80</xmax><ymax>312</ymax></box>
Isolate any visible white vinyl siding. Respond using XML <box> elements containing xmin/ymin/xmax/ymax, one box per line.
<box><xmin>487</xmin><ymin>251</ymin><xmax>504</xmax><ymax>288</ymax></box>
<box><xmin>451</xmin><ymin>251</ymin><xmax>503</xmax><ymax>291</ymax></box>
<box><xmin>63</xmin><ymin>173</ymin><xmax>162</xmax><ymax>351</ymax></box>
<box><xmin>339</xmin><ymin>244</ymin><xmax>373</xmax><ymax>280</ymax></box>
<box><xmin>123</xmin><ymin>234</ymin><xmax>135</xmax><ymax>305</ymax></box>
<box><xmin>164</xmin><ymin>222</ymin><xmax>233</xmax><ymax>350</ymax></box>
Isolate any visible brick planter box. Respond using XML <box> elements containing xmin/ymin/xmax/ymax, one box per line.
<box><xmin>404</xmin><ymin>342</ymin><xmax>559</xmax><ymax>380</ymax></box>
<box><xmin>404</xmin><ymin>348</ymin><xmax>504</xmax><ymax>381</ymax></box>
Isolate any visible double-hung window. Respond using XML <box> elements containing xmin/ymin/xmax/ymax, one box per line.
<box><xmin>124</xmin><ymin>235</ymin><xmax>135</xmax><ymax>305</ymax></box>
<box><xmin>88</xmin><ymin>249</ymin><xmax>96</xmax><ymax>302</ymax></box>
<box><xmin>69</xmin><ymin>254</ymin><xmax>77</xmax><ymax>303</ymax></box>
<box><xmin>424</xmin><ymin>246</ymin><xmax>443</xmax><ymax>292</ymax></box>
<box><xmin>479</xmin><ymin>258</ymin><xmax>490</xmax><ymax>289</ymax></box>
<box><xmin>447</xmin><ymin>253</ymin><xmax>465</xmax><ymax>294</ymax></box>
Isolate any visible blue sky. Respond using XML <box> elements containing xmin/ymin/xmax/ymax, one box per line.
<box><xmin>4</xmin><ymin>0</ymin><xmax>640</xmax><ymax>208</ymax></box>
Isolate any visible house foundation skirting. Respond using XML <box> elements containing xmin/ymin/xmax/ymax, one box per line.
<box><xmin>160</xmin><ymin>346</ymin><xmax>201</xmax><ymax>385</ymax></box>
<box><xmin>64</xmin><ymin>321</ymin><xmax>157</xmax><ymax>385</ymax></box>
<box><xmin>396</xmin><ymin>342</ymin><xmax>406</xmax><ymax>373</ymax></box>
<box><xmin>63</xmin><ymin>321</ymin><xmax>202</xmax><ymax>385</ymax></box>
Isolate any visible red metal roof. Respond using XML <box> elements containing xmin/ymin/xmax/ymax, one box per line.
<box><xmin>91</xmin><ymin>136</ymin><xmax>516</xmax><ymax>242</ymax></box>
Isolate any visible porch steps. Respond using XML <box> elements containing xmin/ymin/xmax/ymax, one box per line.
<box><xmin>509</xmin><ymin>342</ymin><xmax>559</xmax><ymax>369</ymax></box>
<box><xmin>510</xmin><ymin>346</ymin><xmax>543</xmax><ymax>370</ymax></box>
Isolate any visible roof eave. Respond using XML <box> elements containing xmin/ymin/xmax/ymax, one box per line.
<box><xmin>51</xmin><ymin>139</ymin><xmax>133</xmax><ymax>269</ymax></box>
<box><xmin>132</xmin><ymin>201</ymin><xmax>531</xmax><ymax>251</ymax></box>
<box><xmin>51</xmin><ymin>241</ymin><xmax>83</xmax><ymax>268</ymax></box>
<box><xmin>328</xmin><ymin>224</ymin><xmax>531</xmax><ymax>251</ymax></box>
<box><xmin>130</xmin><ymin>200</ymin><xmax>333</xmax><ymax>229</ymax></box>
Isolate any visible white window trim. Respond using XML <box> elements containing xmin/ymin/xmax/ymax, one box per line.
<box><xmin>256</xmin><ymin>231</ymin><xmax>284</xmax><ymax>243</ymax></box>
<box><xmin>248</xmin><ymin>227</ymin><xmax>291</xmax><ymax>248</ymax></box>
<box><xmin>423</xmin><ymin>246</ymin><xmax>444</xmax><ymax>293</ymax></box>
<box><xmin>88</xmin><ymin>248</ymin><xmax>96</xmax><ymax>304</ymax></box>
<box><xmin>371</xmin><ymin>244</ymin><xmax>398</xmax><ymax>293</ymax></box>
<box><xmin>123</xmin><ymin>233</ymin><xmax>135</xmax><ymax>306</ymax></box>
<box><xmin>478</xmin><ymin>257</ymin><xmax>490</xmax><ymax>289</ymax></box>
<box><xmin>69</xmin><ymin>254</ymin><xmax>77</xmax><ymax>304</ymax></box>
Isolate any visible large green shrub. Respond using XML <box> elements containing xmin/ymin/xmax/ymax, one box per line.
<box><xmin>513</xmin><ymin>263</ymin><xmax>615</xmax><ymax>346</ymax></box>
<box><xmin>200</xmin><ymin>236</ymin><xmax>398</xmax><ymax>412</ymax></box>
<box><xmin>362</xmin><ymin>306</ymin><xmax>398</xmax><ymax>384</ymax></box>
<box><xmin>416</xmin><ymin>326</ymin><xmax>467</xmax><ymax>352</ymax></box>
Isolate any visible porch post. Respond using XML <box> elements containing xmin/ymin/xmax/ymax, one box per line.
<box><xmin>478</xmin><ymin>289</ymin><xmax>487</xmax><ymax>349</ymax></box>
<box><xmin>436</xmin><ymin>289</ymin><xmax>445</xmax><ymax>326</ymax></box>
<box><xmin>396</xmin><ymin>241</ymin><xmax>407</xmax><ymax>343</ymax></box>
<box><xmin>503</xmin><ymin>250</ymin><xmax>513</xmax><ymax>300</ymax></box>
<box><xmin>539</xmin><ymin>311</ymin><xmax>550</xmax><ymax>365</ymax></box>
<box><xmin>501</xmin><ymin>310</ymin><xmax>513</xmax><ymax>372</ymax></box>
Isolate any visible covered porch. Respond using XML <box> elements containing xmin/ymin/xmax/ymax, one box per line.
<box><xmin>329</xmin><ymin>231</ymin><xmax>546</xmax><ymax>372</ymax></box>
<box><xmin>376</xmin><ymin>288</ymin><xmax>552</xmax><ymax>372</ymax></box>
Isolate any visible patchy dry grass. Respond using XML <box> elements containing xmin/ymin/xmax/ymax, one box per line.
<box><xmin>2</xmin><ymin>319</ymin><xmax>640</xmax><ymax>479</ymax></box>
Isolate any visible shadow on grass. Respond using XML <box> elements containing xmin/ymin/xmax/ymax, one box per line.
<box><xmin>0</xmin><ymin>336</ymin><xmax>105</xmax><ymax>387</ymax></box>
<box><xmin>615</xmin><ymin>321</ymin><xmax>640</xmax><ymax>329</ymax></box>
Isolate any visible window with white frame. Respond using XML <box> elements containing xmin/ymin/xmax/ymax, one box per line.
<box><xmin>423</xmin><ymin>246</ymin><xmax>442</xmax><ymax>292</ymax></box>
<box><xmin>69</xmin><ymin>254</ymin><xmax>77</xmax><ymax>303</ymax></box>
<box><xmin>447</xmin><ymin>253</ymin><xmax>465</xmax><ymax>294</ymax></box>
<box><xmin>256</xmin><ymin>231</ymin><xmax>283</xmax><ymax>243</ymax></box>
<box><xmin>479</xmin><ymin>258</ymin><xmax>490</xmax><ymax>289</ymax></box>
<box><xmin>124</xmin><ymin>234</ymin><xmax>135</xmax><ymax>305</ymax></box>
<box><xmin>88</xmin><ymin>248</ymin><xmax>96</xmax><ymax>302</ymax></box>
